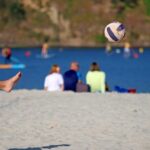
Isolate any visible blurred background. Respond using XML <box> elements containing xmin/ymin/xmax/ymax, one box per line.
<box><xmin>0</xmin><ymin>0</ymin><xmax>149</xmax><ymax>46</ymax></box>
<box><xmin>0</xmin><ymin>0</ymin><xmax>150</xmax><ymax>92</ymax></box>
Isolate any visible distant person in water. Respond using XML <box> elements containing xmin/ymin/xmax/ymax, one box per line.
<box><xmin>44</xmin><ymin>64</ymin><xmax>64</xmax><ymax>91</ymax></box>
<box><xmin>2</xmin><ymin>47</ymin><xmax>12</xmax><ymax>63</ymax></box>
<box><xmin>63</xmin><ymin>62</ymin><xmax>81</xmax><ymax>92</ymax></box>
<box><xmin>86</xmin><ymin>62</ymin><xmax>108</xmax><ymax>93</ymax></box>
<box><xmin>0</xmin><ymin>72</ymin><xmax>22</xmax><ymax>92</ymax></box>
<box><xmin>124</xmin><ymin>42</ymin><xmax>131</xmax><ymax>58</ymax></box>
<box><xmin>105</xmin><ymin>43</ymin><xmax>112</xmax><ymax>54</ymax></box>
<box><xmin>41</xmin><ymin>39</ymin><xmax>49</xmax><ymax>58</ymax></box>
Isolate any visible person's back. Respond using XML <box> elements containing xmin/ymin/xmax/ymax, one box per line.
<box><xmin>63</xmin><ymin>70</ymin><xmax>78</xmax><ymax>91</ymax></box>
<box><xmin>86</xmin><ymin>62</ymin><xmax>106</xmax><ymax>93</ymax></box>
<box><xmin>45</xmin><ymin>73</ymin><xmax>63</xmax><ymax>91</ymax></box>
<box><xmin>63</xmin><ymin>62</ymin><xmax>80</xmax><ymax>92</ymax></box>
<box><xmin>44</xmin><ymin>64</ymin><xmax>64</xmax><ymax>92</ymax></box>
<box><xmin>86</xmin><ymin>71</ymin><xmax>105</xmax><ymax>93</ymax></box>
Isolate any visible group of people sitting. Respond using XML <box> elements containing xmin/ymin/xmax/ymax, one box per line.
<box><xmin>0</xmin><ymin>61</ymin><xmax>108</xmax><ymax>93</ymax></box>
<box><xmin>44</xmin><ymin>62</ymin><xmax>109</xmax><ymax>93</ymax></box>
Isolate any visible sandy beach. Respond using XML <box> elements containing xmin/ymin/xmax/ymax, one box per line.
<box><xmin>0</xmin><ymin>90</ymin><xmax>150</xmax><ymax>150</ymax></box>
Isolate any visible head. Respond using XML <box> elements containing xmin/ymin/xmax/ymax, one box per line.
<box><xmin>90</xmin><ymin>62</ymin><xmax>100</xmax><ymax>71</ymax></box>
<box><xmin>70</xmin><ymin>62</ymin><xmax>79</xmax><ymax>71</ymax></box>
<box><xmin>50</xmin><ymin>64</ymin><xmax>60</xmax><ymax>74</ymax></box>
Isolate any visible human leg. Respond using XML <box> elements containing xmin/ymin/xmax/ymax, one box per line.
<box><xmin>0</xmin><ymin>72</ymin><xmax>22</xmax><ymax>92</ymax></box>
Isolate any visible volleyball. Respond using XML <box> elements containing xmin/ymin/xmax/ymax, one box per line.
<box><xmin>104</xmin><ymin>21</ymin><xmax>125</xmax><ymax>42</ymax></box>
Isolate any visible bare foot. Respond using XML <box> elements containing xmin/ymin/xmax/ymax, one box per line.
<box><xmin>3</xmin><ymin>72</ymin><xmax>22</xmax><ymax>92</ymax></box>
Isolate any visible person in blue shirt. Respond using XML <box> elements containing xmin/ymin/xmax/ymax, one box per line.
<box><xmin>63</xmin><ymin>62</ymin><xmax>80</xmax><ymax>92</ymax></box>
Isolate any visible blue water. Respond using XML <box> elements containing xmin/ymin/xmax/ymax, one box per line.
<box><xmin>0</xmin><ymin>47</ymin><xmax>150</xmax><ymax>93</ymax></box>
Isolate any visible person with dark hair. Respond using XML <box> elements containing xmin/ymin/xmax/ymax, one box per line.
<box><xmin>2</xmin><ymin>47</ymin><xmax>12</xmax><ymax>63</ymax></box>
<box><xmin>86</xmin><ymin>62</ymin><xmax>107</xmax><ymax>93</ymax></box>
<box><xmin>0</xmin><ymin>72</ymin><xmax>22</xmax><ymax>92</ymax></box>
<box><xmin>63</xmin><ymin>62</ymin><xmax>80</xmax><ymax>92</ymax></box>
<box><xmin>44</xmin><ymin>64</ymin><xmax>64</xmax><ymax>91</ymax></box>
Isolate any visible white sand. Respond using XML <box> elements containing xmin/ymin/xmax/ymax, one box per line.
<box><xmin>0</xmin><ymin>90</ymin><xmax>150</xmax><ymax>150</ymax></box>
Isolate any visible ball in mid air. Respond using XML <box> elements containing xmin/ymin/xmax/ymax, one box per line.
<box><xmin>104</xmin><ymin>21</ymin><xmax>125</xmax><ymax>42</ymax></box>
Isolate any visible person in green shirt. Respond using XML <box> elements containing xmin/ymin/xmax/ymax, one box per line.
<box><xmin>86</xmin><ymin>62</ymin><xmax>106</xmax><ymax>93</ymax></box>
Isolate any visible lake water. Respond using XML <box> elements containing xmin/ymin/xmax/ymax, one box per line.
<box><xmin>0</xmin><ymin>47</ymin><xmax>150</xmax><ymax>93</ymax></box>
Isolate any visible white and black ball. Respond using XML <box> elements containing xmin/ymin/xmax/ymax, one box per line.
<box><xmin>104</xmin><ymin>21</ymin><xmax>125</xmax><ymax>42</ymax></box>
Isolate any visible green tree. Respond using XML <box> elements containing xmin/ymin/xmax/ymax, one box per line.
<box><xmin>112</xmin><ymin>0</ymin><xmax>139</xmax><ymax>8</ymax></box>
<box><xmin>144</xmin><ymin>0</ymin><xmax>150</xmax><ymax>16</ymax></box>
<box><xmin>9</xmin><ymin>1</ymin><xmax>26</xmax><ymax>21</ymax></box>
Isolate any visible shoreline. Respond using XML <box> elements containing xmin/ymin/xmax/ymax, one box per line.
<box><xmin>0</xmin><ymin>45</ymin><xmax>149</xmax><ymax>49</ymax></box>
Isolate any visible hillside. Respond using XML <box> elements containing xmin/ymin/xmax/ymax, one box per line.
<box><xmin>0</xmin><ymin>0</ymin><xmax>150</xmax><ymax>47</ymax></box>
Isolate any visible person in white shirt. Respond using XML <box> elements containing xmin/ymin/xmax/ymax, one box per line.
<box><xmin>44</xmin><ymin>64</ymin><xmax>64</xmax><ymax>91</ymax></box>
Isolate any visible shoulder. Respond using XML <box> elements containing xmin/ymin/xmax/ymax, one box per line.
<box><xmin>87</xmin><ymin>71</ymin><xmax>105</xmax><ymax>75</ymax></box>
<box><xmin>86</xmin><ymin>71</ymin><xmax>93</xmax><ymax>78</ymax></box>
<box><xmin>45</xmin><ymin>75</ymin><xmax>50</xmax><ymax>83</ymax></box>
<box><xmin>56</xmin><ymin>73</ymin><xmax>63</xmax><ymax>78</ymax></box>
<box><xmin>97</xmin><ymin>71</ymin><xmax>106</xmax><ymax>78</ymax></box>
<box><xmin>45</xmin><ymin>74</ymin><xmax>51</xmax><ymax>79</ymax></box>
<box><xmin>64</xmin><ymin>70</ymin><xmax>76</xmax><ymax>75</ymax></box>
<box><xmin>65</xmin><ymin>70</ymin><xmax>76</xmax><ymax>73</ymax></box>
<box><xmin>86</xmin><ymin>71</ymin><xmax>90</xmax><ymax>74</ymax></box>
<box><xmin>94</xmin><ymin>71</ymin><xmax>105</xmax><ymax>75</ymax></box>
<box><xmin>86</xmin><ymin>71</ymin><xmax>93</xmax><ymax>75</ymax></box>
<box><xmin>100</xmin><ymin>71</ymin><xmax>105</xmax><ymax>75</ymax></box>
<box><xmin>51</xmin><ymin>73</ymin><xmax>63</xmax><ymax>79</ymax></box>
